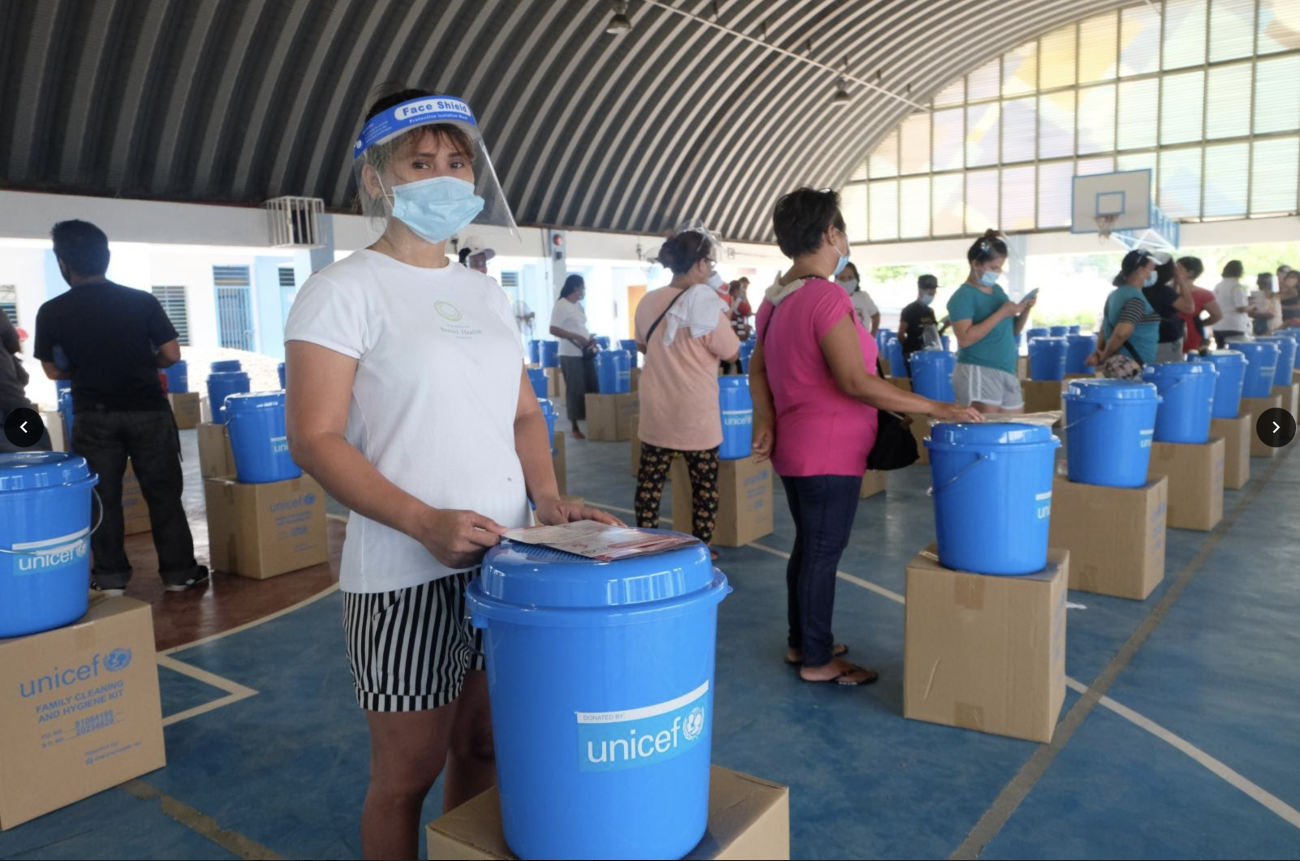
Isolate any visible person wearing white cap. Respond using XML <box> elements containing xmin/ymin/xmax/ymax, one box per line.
<box><xmin>457</xmin><ymin>234</ymin><xmax>494</xmax><ymax>274</ymax></box>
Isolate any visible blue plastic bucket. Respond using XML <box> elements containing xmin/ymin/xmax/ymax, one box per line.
<box><xmin>163</xmin><ymin>360</ymin><xmax>189</xmax><ymax>394</ymax></box>
<box><xmin>1050</xmin><ymin>325</ymin><xmax>1070</xmax><ymax>337</ymax></box>
<box><xmin>925</xmin><ymin>423</ymin><xmax>1061</xmax><ymax>575</ymax></box>
<box><xmin>1256</xmin><ymin>337</ymin><xmax>1296</xmax><ymax>387</ymax></box>
<box><xmin>1191</xmin><ymin>350</ymin><xmax>1248</xmax><ymax>419</ymax></box>
<box><xmin>59</xmin><ymin>390</ymin><xmax>76</xmax><ymax>453</ymax></box>
<box><xmin>1228</xmin><ymin>342</ymin><xmax>1279</xmax><ymax>399</ymax></box>
<box><xmin>528</xmin><ymin>340</ymin><xmax>542</xmax><ymax>365</ymax></box>
<box><xmin>614</xmin><ymin>350</ymin><xmax>632</xmax><ymax>393</ymax></box>
<box><xmin>1029</xmin><ymin>337</ymin><xmax>1069</xmax><ymax>381</ymax></box>
<box><xmin>738</xmin><ymin>340</ymin><xmax>756</xmax><ymax>373</ymax></box>
<box><xmin>595</xmin><ymin>351</ymin><xmax>621</xmax><ymax>394</ymax></box>
<box><xmin>595</xmin><ymin>336</ymin><xmax>611</xmax><ymax>350</ymax></box>
<box><xmin>538</xmin><ymin>399</ymin><xmax>557</xmax><ymax>454</ymax></box>
<box><xmin>210</xmin><ymin>359</ymin><xmax>242</xmax><ymax>373</ymax></box>
<box><xmin>876</xmin><ymin>329</ymin><xmax>894</xmax><ymax>353</ymax></box>
<box><xmin>277</xmin><ymin>362</ymin><xmax>286</xmax><ymax>390</ymax></box>
<box><xmin>1069</xmin><ymin>325</ymin><xmax>1082</xmax><ymax>335</ymax></box>
<box><xmin>56</xmin><ymin>379</ymin><xmax>72</xmax><ymax>395</ymax></box>
<box><xmin>886</xmin><ymin>337</ymin><xmax>908</xmax><ymax>378</ymax></box>
<box><xmin>224</xmin><ymin>393</ymin><xmax>302</xmax><ymax>483</ymax></box>
<box><xmin>619</xmin><ymin>340</ymin><xmax>639</xmax><ymax>367</ymax></box>
<box><xmin>541</xmin><ymin>341</ymin><xmax>560</xmax><ymax>369</ymax></box>
<box><xmin>1027</xmin><ymin>327</ymin><xmax>1050</xmax><ymax>342</ymax></box>
<box><xmin>469</xmin><ymin>537</ymin><xmax>730</xmax><ymax>860</ymax></box>
<box><xmin>941</xmin><ymin>334</ymin><xmax>951</xmax><ymax>353</ymax></box>
<box><xmin>910</xmin><ymin>350</ymin><xmax>955</xmax><ymax>403</ymax></box>
<box><xmin>1274</xmin><ymin>329</ymin><xmax>1300</xmax><ymax>369</ymax></box>
<box><xmin>1063</xmin><ymin>380</ymin><xmax>1161</xmax><ymax>487</ymax></box>
<box><xmin>206</xmin><ymin>371</ymin><xmax>251</xmax><ymax>424</ymax></box>
<box><xmin>718</xmin><ymin>377</ymin><xmax>753</xmax><ymax>460</ymax></box>
<box><xmin>0</xmin><ymin>453</ymin><xmax>100</xmax><ymax>638</ymax></box>
<box><xmin>1141</xmin><ymin>362</ymin><xmax>1217</xmax><ymax>444</ymax></box>
<box><xmin>1066</xmin><ymin>334</ymin><xmax>1097</xmax><ymax>375</ymax></box>
<box><xmin>527</xmin><ymin>367</ymin><xmax>548</xmax><ymax>400</ymax></box>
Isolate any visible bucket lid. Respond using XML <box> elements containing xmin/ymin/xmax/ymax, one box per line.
<box><xmin>0</xmin><ymin>452</ymin><xmax>95</xmax><ymax>492</ymax></box>
<box><xmin>928</xmin><ymin>422</ymin><xmax>1057</xmax><ymax>447</ymax></box>
<box><xmin>478</xmin><ymin>535</ymin><xmax>714</xmax><ymax>609</ymax></box>
<box><xmin>1193</xmin><ymin>350</ymin><xmax>1247</xmax><ymax>364</ymax></box>
<box><xmin>1141</xmin><ymin>361</ymin><xmax>1217</xmax><ymax>379</ymax></box>
<box><xmin>211</xmin><ymin>360</ymin><xmax>242</xmax><ymax>372</ymax></box>
<box><xmin>1068</xmin><ymin>333</ymin><xmax>1097</xmax><ymax>343</ymax></box>
<box><xmin>224</xmin><ymin>392</ymin><xmax>284</xmax><ymax>413</ymax></box>
<box><xmin>1228</xmin><ymin>342</ymin><xmax>1279</xmax><ymax>357</ymax></box>
<box><xmin>910</xmin><ymin>349</ymin><xmax>953</xmax><ymax>364</ymax></box>
<box><xmin>1031</xmin><ymin>336</ymin><xmax>1069</xmax><ymax>344</ymax></box>
<box><xmin>207</xmin><ymin>370</ymin><xmax>250</xmax><ymax>381</ymax></box>
<box><xmin>1066</xmin><ymin>379</ymin><xmax>1159</xmax><ymax>401</ymax></box>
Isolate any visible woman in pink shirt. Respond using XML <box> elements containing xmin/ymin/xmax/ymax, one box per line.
<box><xmin>750</xmin><ymin>188</ymin><xmax>980</xmax><ymax>686</ymax></box>
<box><xmin>635</xmin><ymin>229</ymin><xmax>741</xmax><ymax>559</ymax></box>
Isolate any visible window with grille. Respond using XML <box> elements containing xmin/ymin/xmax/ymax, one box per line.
<box><xmin>0</xmin><ymin>285</ymin><xmax>16</xmax><ymax>329</ymax></box>
<box><xmin>151</xmin><ymin>286</ymin><xmax>190</xmax><ymax>346</ymax></box>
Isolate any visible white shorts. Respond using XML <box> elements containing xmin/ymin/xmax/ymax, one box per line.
<box><xmin>953</xmin><ymin>363</ymin><xmax>1025</xmax><ymax>410</ymax></box>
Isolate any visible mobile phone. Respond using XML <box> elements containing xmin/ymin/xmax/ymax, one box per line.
<box><xmin>1024</xmin><ymin>288</ymin><xmax>1040</xmax><ymax>302</ymax></box>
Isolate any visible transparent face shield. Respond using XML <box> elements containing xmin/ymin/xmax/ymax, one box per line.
<box><xmin>352</xmin><ymin>95</ymin><xmax>518</xmax><ymax>243</ymax></box>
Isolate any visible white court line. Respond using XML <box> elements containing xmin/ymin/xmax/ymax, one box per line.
<box><xmin>748</xmin><ymin>541</ymin><xmax>908</xmax><ymax>605</ymax></box>
<box><xmin>159</xmin><ymin>583</ymin><xmax>342</xmax><ymax>656</ymax></box>
<box><xmin>156</xmin><ymin>653</ymin><xmax>258</xmax><ymax>727</ymax></box>
<box><xmin>1064</xmin><ymin>678</ymin><xmax>1300</xmax><ymax>829</ymax></box>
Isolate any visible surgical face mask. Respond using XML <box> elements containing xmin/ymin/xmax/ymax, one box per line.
<box><xmin>387</xmin><ymin>176</ymin><xmax>485</xmax><ymax>244</ymax></box>
<box><xmin>1143</xmin><ymin>271</ymin><xmax>1158</xmax><ymax>288</ymax></box>
<box><xmin>979</xmin><ymin>270</ymin><xmax>999</xmax><ymax>288</ymax></box>
<box><xmin>706</xmin><ymin>271</ymin><xmax>725</xmax><ymax>289</ymax></box>
<box><xmin>840</xmin><ymin>278</ymin><xmax>859</xmax><ymax>293</ymax></box>
<box><xmin>832</xmin><ymin>235</ymin><xmax>851</xmax><ymax>278</ymax></box>
<box><xmin>921</xmin><ymin>293</ymin><xmax>935</xmax><ymax>306</ymax></box>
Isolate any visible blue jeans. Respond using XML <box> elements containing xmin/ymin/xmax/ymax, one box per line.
<box><xmin>780</xmin><ymin>474</ymin><xmax>861</xmax><ymax>667</ymax></box>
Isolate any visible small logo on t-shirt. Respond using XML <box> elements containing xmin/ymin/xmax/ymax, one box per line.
<box><xmin>435</xmin><ymin>301</ymin><xmax>463</xmax><ymax>322</ymax></box>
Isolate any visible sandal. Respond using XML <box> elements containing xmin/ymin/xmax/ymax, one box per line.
<box><xmin>801</xmin><ymin>664</ymin><xmax>879</xmax><ymax>686</ymax></box>
<box><xmin>570</xmin><ymin>428</ymin><xmax>586</xmax><ymax>440</ymax></box>
<box><xmin>785</xmin><ymin>644</ymin><xmax>849</xmax><ymax>666</ymax></box>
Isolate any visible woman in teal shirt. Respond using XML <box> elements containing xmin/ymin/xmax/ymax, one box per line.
<box><xmin>947</xmin><ymin>230</ymin><xmax>1037</xmax><ymax>414</ymax></box>
<box><xmin>1088</xmin><ymin>250</ymin><xmax>1162</xmax><ymax>379</ymax></box>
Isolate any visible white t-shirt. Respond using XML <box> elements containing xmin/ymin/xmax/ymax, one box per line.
<box><xmin>1214</xmin><ymin>278</ymin><xmax>1250</xmax><ymax>333</ymax></box>
<box><xmin>552</xmin><ymin>297</ymin><xmax>590</xmax><ymax>357</ymax></box>
<box><xmin>284</xmin><ymin>250</ymin><xmax>531</xmax><ymax>594</ymax></box>
<box><xmin>851</xmin><ymin>291</ymin><xmax>880</xmax><ymax>327</ymax></box>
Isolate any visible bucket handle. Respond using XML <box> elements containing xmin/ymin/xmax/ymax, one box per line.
<box><xmin>1061</xmin><ymin>400</ymin><xmax>1116</xmax><ymax>432</ymax></box>
<box><xmin>0</xmin><ymin>487</ymin><xmax>104</xmax><ymax>557</ymax></box>
<box><xmin>927</xmin><ymin>452</ymin><xmax>995</xmax><ymax>497</ymax></box>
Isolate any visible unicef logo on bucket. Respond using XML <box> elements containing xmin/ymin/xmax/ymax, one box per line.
<box><xmin>10</xmin><ymin>528</ymin><xmax>90</xmax><ymax>577</ymax></box>
<box><xmin>435</xmin><ymin>301</ymin><xmax>463</xmax><ymax>322</ymax></box>
<box><xmin>576</xmin><ymin>681</ymin><xmax>709</xmax><ymax>773</ymax></box>
<box><xmin>271</xmin><ymin>435</ymin><xmax>290</xmax><ymax>455</ymax></box>
<box><xmin>722</xmin><ymin>409</ymin><xmax>752</xmax><ymax>427</ymax></box>
<box><xmin>104</xmin><ymin>648</ymin><xmax>132</xmax><ymax>672</ymax></box>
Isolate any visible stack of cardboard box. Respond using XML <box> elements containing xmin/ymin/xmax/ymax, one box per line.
<box><xmin>671</xmin><ymin>455</ymin><xmax>773</xmax><ymax>547</ymax></box>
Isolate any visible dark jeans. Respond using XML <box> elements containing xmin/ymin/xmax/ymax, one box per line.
<box><xmin>780</xmin><ymin>474</ymin><xmax>861</xmax><ymax>667</ymax></box>
<box><xmin>73</xmin><ymin>408</ymin><xmax>200</xmax><ymax>588</ymax></box>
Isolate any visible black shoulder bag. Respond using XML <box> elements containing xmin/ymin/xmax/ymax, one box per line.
<box><xmin>644</xmin><ymin>288</ymin><xmax>690</xmax><ymax>344</ymax></box>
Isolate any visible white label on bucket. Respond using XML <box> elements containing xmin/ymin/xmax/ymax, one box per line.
<box><xmin>271</xmin><ymin>436</ymin><xmax>290</xmax><ymax>455</ymax></box>
<box><xmin>722</xmin><ymin>410</ymin><xmax>753</xmax><ymax>427</ymax></box>
<box><xmin>576</xmin><ymin>681</ymin><xmax>709</xmax><ymax>772</ymax></box>
<box><xmin>10</xmin><ymin>528</ymin><xmax>90</xmax><ymax>576</ymax></box>
<box><xmin>1036</xmin><ymin>492</ymin><xmax>1053</xmax><ymax>501</ymax></box>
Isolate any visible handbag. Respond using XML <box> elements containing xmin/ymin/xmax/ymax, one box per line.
<box><xmin>866</xmin><ymin>357</ymin><xmax>919</xmax><ymax>471</ymax></box>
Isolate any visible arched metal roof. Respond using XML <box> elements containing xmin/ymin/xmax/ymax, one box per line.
<box><xmin>0</xmin><ymin>0</ymin><xmax>1134</xmax><ymax>242</ymax></box>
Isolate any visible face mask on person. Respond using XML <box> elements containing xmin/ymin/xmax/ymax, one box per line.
<box><xmin>921</xmin><ymin>293</ymin><xmax>935</xmax><ymax>306</ymax></box>
<box><xmin>979</xmin><ymin>270</ymin><xmax>999</xmax><ymax>288</ymax></box>
<box><xmin>832</xmin><ymin>234</ymin><xmax>851</xmax><ymax>278</ymax></box>
<box><xmin>840</xmin><ymin>278</ymin><xmax>859</xmax><ymax>293</ymax></box>
<box><xmin>387</xmin><ymin>176</ymin><xmax>485</xmax><ymax>244</ymax></box>
<box><xmin>1144</xmin><ymin>271</ymin><xmax>1158</xmax><ymax>288</ymax></box>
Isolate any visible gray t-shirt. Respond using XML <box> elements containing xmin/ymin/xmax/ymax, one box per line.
<box><xmin>0</xmin><ymin>350</ymin><xmax>33</xmax><ymax>412</ymax></box>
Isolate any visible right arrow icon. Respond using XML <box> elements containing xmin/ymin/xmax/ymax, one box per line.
<box><xmin>1256</xmin><ymin>408</ymin><xmax>1296</xmax><ymax>449</ymax></box>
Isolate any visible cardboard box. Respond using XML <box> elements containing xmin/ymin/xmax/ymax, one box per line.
<box><xmin>672</xmin><ymin>455</ymin><xmax>774</xmax><ymax>547</ymax></box>
<box><xmin>204</xmin><ymin>474</ymin><xmax>329</xmax><ymax>579</ymax></box>
<box><xmin>1211</xmin><ymin>414</ymin><xmax>1252</xmax><ymax>490</ymax></box>
<box><xmin>426</xmin><ymin>765</ymin><xmax>790</xmax><ymax>860</ymax></box>
<box><xmin>0</xmin><ymin>595</ymin><xmax>166</xmax><ymax>830</ymax></box>
<box><xmin>585</xmin><ymin>392</ymin><xmax>639</xmax><ymax>442</ymax></box>
<box><xmin>904</xmin><ymin>546</ymin><xmax>1068</xmax><ymax>743</ymax></box>
<box><xmin>887</xmin><ymin>377</ymin><xmax>913</xmax><ymax>393</ymax></box>
<box><xmin>1018</xmin><ymin>356</ymin><xmax>1029</xmax><ymax>380</ymax></box>
<box><xmin>630</xmin><ymin>366</ymin><xmax>641</xmax><ymax>393</ymax></box>
<box><xmin>1242</xmin><ymin>394</ymin><xmax>1282</xmax><ymax>458</ymax></box>
<box><xmin>169</xmin><ymin>392</ymin><xmax>201</xmax><ymax>430</ymax></box>
<box><xmin>881</xmin><ymin>359</ymin><xmax>891</xmax><ymax>377</ymax></box>
<box><xmin>197</xmin><ymin>422</ymin><xmax>236</xmax><ymax>479</ymax></box>
<box><xmin>200</xmin><ymin>395</ymin><xmax>213</xmax><ymax>424</ymax></box>
<box><xmin>908</xmin><ymin>413</ymin><xmax>931</xmax><ymax>465</ymax></box>
<box><xmin>1021</xmin><ymin>379</ymin><xmax>1065</xmax><ymax>415</ymax></box>
<box><xmin>1273</xmin><ymin>382</ymin><xmax>1299</xmax><ymax>419</ymax></box>
<box><xmin>552</xmin><ymin>430</ymin><xmax>567</xmax><ymax>497</ymax></box>
<box><xmin>1049</xmin><ymin>471</ymin><xmax>1166</xmax><ymax>600</ymax></box>
<box><xmin>861</xmin><ymin>470</ymin><xmax>888</xmax><ymax>499</ymax></box>
<box><xmin>122</xmin><ymin>464</ymin><xmax>151</xmax><ymax>536</ymax></box>
<box><xmin>545</xmin><ymin>366</ymin><xmax>564</xmax><ymax>401</ymax></box>
<box><xmin>1147</xmin><ymin>439</ymin><xmax>1225</xmax><ymax>531</ymax></box>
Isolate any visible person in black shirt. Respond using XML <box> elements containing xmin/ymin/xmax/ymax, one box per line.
<box><xmin>35</xmin><ymin>220</ymin><xmax>207</xmax><ymax>595</ymax></box>
<box><xmin>897</xmin><ymin>274</ymin><xmax>940</xmax><ymax>371</ymax></box>
<box><xmin>1144</xmin><ymin>258</ymin><xmax>1195</xmax><ymax>363</ymax></box>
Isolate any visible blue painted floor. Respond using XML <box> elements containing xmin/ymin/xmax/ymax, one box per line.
<box><xmin>2</xmin><ymin>433</ymin><xmax>1297</xmax><ymax>860</ymax></box>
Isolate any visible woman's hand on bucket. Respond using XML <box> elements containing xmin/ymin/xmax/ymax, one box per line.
<box><xmin>535</xmin><ymin>496</ymin><xmax>626</xmax><ymax>528</ymax></box>
<box><xmin>930</xmin><ymin>402</ymin><xmax>985</xmax><ymax>423</ymax></box>
<box><xmin>414</xmin><ymin>507</ymin><xmax>508</xmax><ymax>569</ymax></box>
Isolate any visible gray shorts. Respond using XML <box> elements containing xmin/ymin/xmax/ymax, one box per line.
<box><xmin>953</xmin><ymin>363</ymin><xmax>1025</xmax><ymax>410</ymax></box>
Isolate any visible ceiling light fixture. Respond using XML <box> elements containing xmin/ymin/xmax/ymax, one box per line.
<box><xmin>605</xmin><ymin>0</ymin><xmax>632</xmax><ymax>35</ymax></box>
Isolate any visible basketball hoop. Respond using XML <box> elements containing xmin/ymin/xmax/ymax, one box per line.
<box><xmin>1095</xmin><ymin>214</ymin><xmax>1117</xmax><ymax>240</ymax></box>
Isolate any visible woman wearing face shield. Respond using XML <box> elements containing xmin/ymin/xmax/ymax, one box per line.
<box><xmin>633</xmin><ymin>228</ymin><xmax>740</xmax><ymax>561</ymax></box>
<box><xmin>748</xmin><ymin>188</ymin><xmax>981</xmax><ymax>686</ymax></box>
<box><xmin>283</xmin><ymin>88</ymin><xmax>619</xmax><ymax>859</ymax></box>
<box><xmin>835</xmin><ymin>262</ymin><xmax>880</xmax><ymax>335</ymax></box>
<box><xmin>947</xmin><ymin>230</ymin><xmax>1036</xmax><ymax>415</ymax></box>
<box><xmin>1088</xmin><ymin>250</ymin><xmax>1163</xmax><ymax>380</ymax></box>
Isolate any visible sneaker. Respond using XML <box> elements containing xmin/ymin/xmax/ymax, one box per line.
<box><xmin>163</xmin><ymin>565</ymin><xmax>210</xmax><ymax>593</ymax></box>
<box><xmin>91</xmin><ymin>582</ymin><xmax>127</xmax><ymax>597</ymax></box>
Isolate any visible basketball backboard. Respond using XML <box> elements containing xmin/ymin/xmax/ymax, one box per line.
<box><xmin>1071</xmin><ymin>170</ymin><xmax>1152</xmax><ymax>235</ymax></box>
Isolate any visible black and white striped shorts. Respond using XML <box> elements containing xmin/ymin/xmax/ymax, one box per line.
<box><xmin>342</xmin><ymin>571</ymin><xmax>485</xmax><ymax>713</ymax></box>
